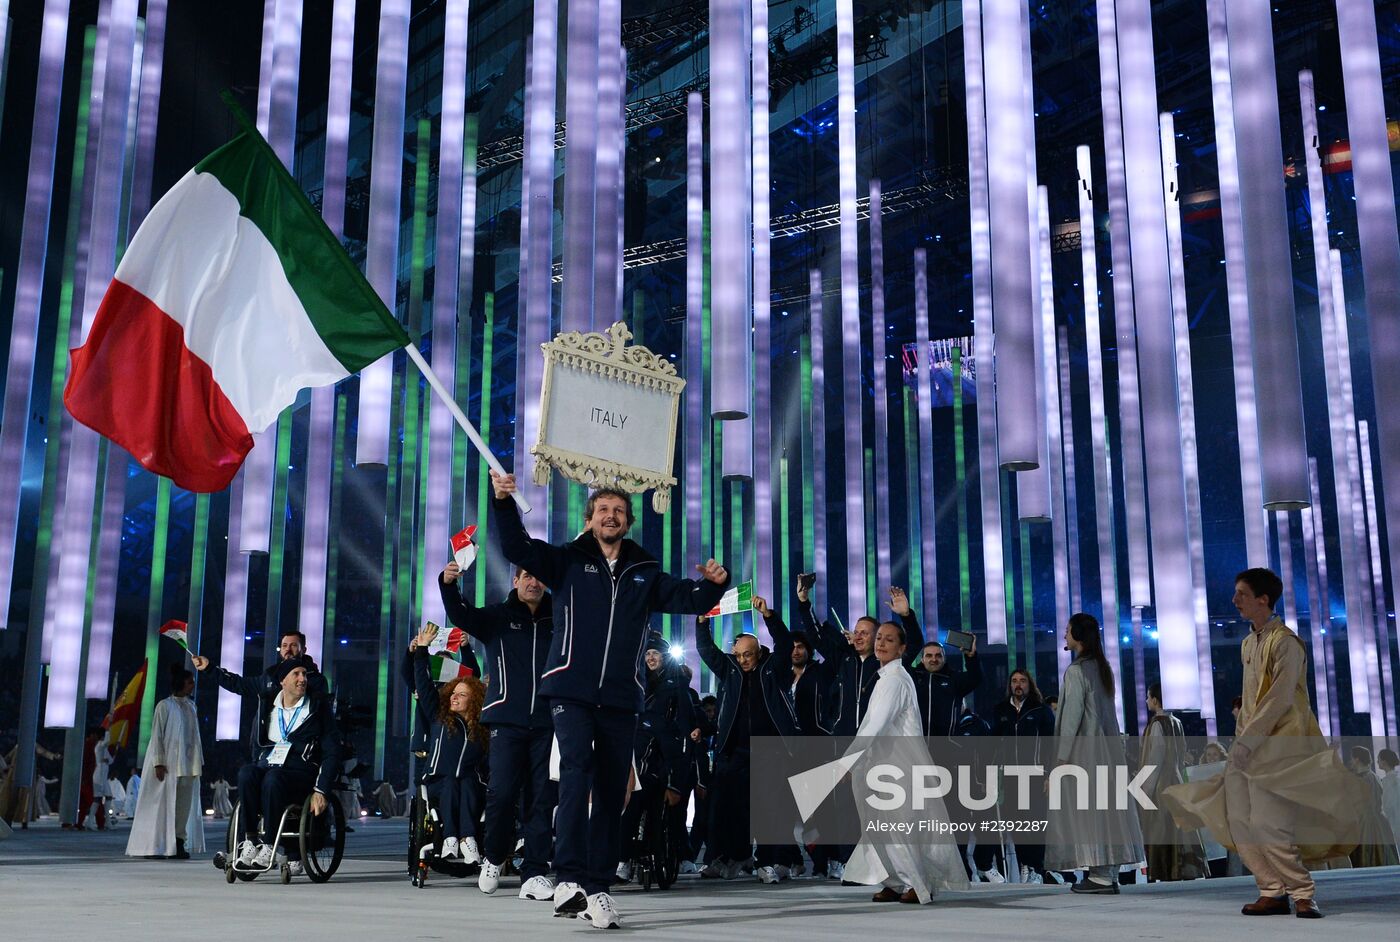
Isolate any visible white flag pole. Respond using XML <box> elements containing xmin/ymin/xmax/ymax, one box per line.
<box><xmin>404</xmin><ymin>343</ymin><xmax>532</xmax><ymax>514</ymax></box>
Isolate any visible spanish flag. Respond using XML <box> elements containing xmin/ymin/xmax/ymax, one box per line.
<box><xmin>103</xmin><ymin>660</ymin><xmax>148</xmax><ymax>750</ymax></box>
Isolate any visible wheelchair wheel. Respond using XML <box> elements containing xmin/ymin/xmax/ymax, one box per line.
<box><xmin>652</xmin><ymin>800</ymin><xmax>679</xmax><ymax>890</ymax></box>
<box><xmin>299</xmin><ymin>795</ymin><xmax>346</xmax><ymax>883</ymax></box>
<box><xmin>226</xmin><ymin>801</ymin><xmax>258</xmax><ymax>882</ymax></box>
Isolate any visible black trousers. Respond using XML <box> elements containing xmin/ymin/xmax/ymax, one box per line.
<box><xmin>431</xmin><ymin>770</ymin><xmax>484</xmax><ymax>842</ymax></box>
<box><xmin>551</xmin><ymin>700</ymin><xmax>636</xmax><ymax>895</ymax></box>
<box><xmin>237</xmin><ymin>763</ymin><xmax>316</xmax><ymax>858</ymax></box>
<box><xmin>482</xmin><ymin>724</ymin><xmax>555</xmax><ymax>880</ymax></box>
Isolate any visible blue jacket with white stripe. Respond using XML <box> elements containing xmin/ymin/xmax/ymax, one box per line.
<box><xmin>492</xmin><ymin>493</ymin><xmax>729</xmax><ymax>713</ymax></box>
<box><xmin>437</xmin><ymin>576</ymin><xmax>554</xmax><ymax>730</ymax></box>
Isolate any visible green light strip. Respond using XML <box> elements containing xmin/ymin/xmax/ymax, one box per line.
<box><xmin>953</xmin><ymin>345</ymin><xmax>970</xmax><ymax>627</ymax></box>
<box><xmin>475</xmin><ymin>292</ymin><xmax>495</xmax><ymax>603</ymax></box>
<box><xmin>398</xmin><ymin>117</ymin><xmax>431</xmax><ymax>638</ymax></box>
<box><xmin>903</xmin><ymin>386</ymin><xmax>923</xmax><ymax>621</ymax></box>
<box><xmin>799</xmin><ymin>331</ymin><xmax>815</xmax><ymax>607</ymax></box>
<box><xmin>1020</xmin><ymin>520</ymin><xmax>1035</xmax><ymax>680</ymax></box>
<box><xmin>27</xmin><ymin>27</ymin><xmax>95</xmax><ymax>665</ymax></box>
<box><xmin>730</xmin><ymin>482</ymin><xmax>743</xmax><ymax>638</ymax></box>
<box><xmin>864</xmin><ymin>447</ymin><xmax>877</xmax><ymax>613</ymax></box>
<box><xmin>374</xmin><ymin>365</ymin><xmax>404</xmax><ymax>778</ymax></box>
<box><xmin>186</xmin><ymin>491</ymin><xmax>211</xmax><ymax>666</ymax></box>
<box><xmin>321</xmin><ymin>392</ymin><xmax>347</xmax><ymax>687</ymax></box>
<box><xmin>455</xmin><ymin>114</ymin><xmax>479</xmax><ymax>544</ymax></box>
<box><xmin>137</xmin><ymin>476</ymin><xmax>172</xmax><ymax>756</ymax></box>
<box><xmin>261</xmin><ymin>410</ymin><xmax>294</xmax><ymax>659</ymax></box>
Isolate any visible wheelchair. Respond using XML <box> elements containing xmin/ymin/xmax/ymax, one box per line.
<box><xmin>622</xmin><ymin>782</ymin><xmax>683</xmax><ymax>891</ymax></box>
<box><xmin>221</xmin><ymin>788</ymin><xmax>347</xmax><ymax>884</ymax></box>
<box><xmin>406</xmin><ymin>780</ymin><xmax>483</xmax><ymax>888</ymax></box>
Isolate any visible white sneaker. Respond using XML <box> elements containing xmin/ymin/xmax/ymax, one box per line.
<box><xmin>1028</xmin><ymin>870</ymin><xmax>1044</xmax><ymax>885</ymax></box>
<box><xmin>1048</xmin><ymin>870</ymin><xmax>1067</xmax><ymax>885</ymax></box>
<box><xmin>252</xmin><ymin>844</ymin><xmax>274</xmax><ymax>869</ymax></box>
<box><xmin>440</xmin><ymin>836</ymin><xmax>460</xmax><ymax>859</ymax></box>
<box><xmin>828</xmin><ymin>860</ymin><xmax>845</xmax><ymax>880</ymax></box>
<box><xmin>1020</xmin><ymin>865</ymin><xmax>1029</xmax><ymax>883</ymax></box>
<box><xmin>461</xmin><ymin>837</ymin><xmax>480</xmax><ymax>864</ymax></box>
<box><xmin>286</xmin><ymin>860</ymin><xmax>304</xmax><ymax>877</ymax></box>
<box><xmin>757</xmin><ymin>865</ymin><xmax>780</xmax><ymax>884</ymax></box>
<box><xmin>519</xmin><ymin>875</ymin><xmax>555</xmax><ymax>900</ymax></box>
<box><xmin>477</xmin><ymin>860</ymin><xmax>501</xmax><ymax>894</ymax></box>
<box><xmin>679</xmin><ymin>860</ymin><xmax>699</xmax><ymax>875</ymax></box>
<box><xmin>981</xmin><ymin>868</ymin><xmax>1005</xmax><ymax>884</ymax></box>
<box><xmin>553</xmin><ymin>881</ymin><xmax>586</xmax><ymax>916</ymax></box>
<box><xmin>615</xmin><ymin>862</ymin><xmax>632</xmax><ymax>883</ymax></box>
<box><xmin>235</xmin><ymin>840</ymin><xmax>257</xmax><ymax>866</ymax></box>
<box><xmin>581</xmin><ymin>892</ymin><xmax>621</xmax><ymax>930</ymax></box>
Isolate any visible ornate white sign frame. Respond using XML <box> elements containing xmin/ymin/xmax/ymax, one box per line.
<box><xmin>531</xmin><ymin>321</ymin><xmax>686</xmax><ymax>512</ymax></box>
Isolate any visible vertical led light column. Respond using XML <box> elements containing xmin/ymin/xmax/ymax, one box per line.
<box><xmin>810</xmin><ymin>270</ymin><xmax>829</xmax><ymax>589</ymax></box>
<box><xmin>1358</xmin><ymin>422</ymin><xmax>1396</xmax><ymax>736</ymax></box>
<box><xmin>1057</xmin><ymin>330</ymin><xmax>1082</xmax><ymax>614</ymax></box>
<box><xmin>1076</xmin><ymin>146</ymin><xmax>1123</xmax><ymax>714</ymax></box>
<box><xmin>982</xmin><ymin>0</ymin><xmax>1039</xmax><ymax>470</ymax></box>
<box><xmin>300</xmin><ymin>0</ymin><xmax>357</xmax><ymax>663</ymax></box>
<box><xmin>560</xmin><ymin>0</ymin><xmax>599</xmax><ymax>334</ymax></box>
<box><xmin>1335</xmin><ymin>3</ymin><xmax>1400</xmax><ymax>651</ymax></box>
<box><xmin>1204</xmin><ymin>0</ymin><xmax>1267</xmax><ymax>562</ymax></box>
<box><xmin>709</xmin><ymin>0</ymin><xmax>750</xmax><ymax>421</ymax></box>
<box><xmin>835</xmin><ymin>0</ymin><xmax>866</xmax><ymax>620</ymax></box>
<box><xmin>1160</xmin><ymin>114</ymin><xmax>1215</xmax><ymax>719</ymax></box>
<box><xmin>1095</xmin><ymin>0</ymin><xmax>1152</xmax><ymax>610</ymax></box>
<box><xmin>1038</xmin><ymin>189</ymin><xmax>1071</xmax><ymax>675</ymax></box>
<box><xmin>684</xmin><ymin>90</ymin><xmax>705</xmax><ymax>637</ymax></box>
<box><xmin>1308</xmin><ymin>459</ymin><xmax>1340</xmax><ymax>737</ymax></box>
<box><xmin>1112</xmin><ymin>0</ymin><xmax>1201</xmax><ymax>709</ymax></box>
<box><xmin>963</xmin><ymin>0</ymin><xmax>1007</xmax><ymax>644</ymax></box>
<box><xmin>592</xmin><ymin>0</ymin><xmax>623</xmax><ymax>327</ymax></box>
<box><xmin>356</xmin><ymin>0</ymin><xmax>410</xmax><ymax>466</ymax></box>
<box><xmin>914</xmin><ymin>251</ymin><xmax>939</xmax><ymax>629</ymax></box>
<box><xmin>418</xmin><ymin>0</ymin><xmax>470</xmax><ymax>627</ymax></box>
<box><xmin>868</xmin><ymin>181</ymin><xmax>892</xmax><ymax>596</ymax></box>
<box><xmin>1223</xmin><ymin>0</ymin><xmax>1308</xmax><ymax>507</ymax></box>
<box><xmin>0</xmin><ymin>0</ymin><xmax>70</xmax><ymax>632</ymax></box>
<box><xmin>751</xmin><ymin>0</ymin><xmax>773</xmax><ymax>599</ymax></box>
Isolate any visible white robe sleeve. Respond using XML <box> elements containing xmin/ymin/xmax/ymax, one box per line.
<box><xmin>147</xmin><ymin>700</ymin><xmax>169</xmax><ymax>769</ymax></box>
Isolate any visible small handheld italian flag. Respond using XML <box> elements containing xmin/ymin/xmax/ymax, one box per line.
<box><xmin>159</xmin><ymin>619</ymin><xmax>190</xmax><ymax>650</ymax></box>
<box><xmin>705</xmin><ymin>581</ymin><xmax>753</xmax><ymax>617</ymax></box>
<box><xmin>451</xmin><ymin>525</ymin><xmax>478</xmax><ymax>571</ymax></box>
<box><xmin>427</xmin><ymin>624</ymin><xmax>468</xmax><ymax>656</ymax></box>
<box><xmin>430</xmin><ymin>654</ymin><xmax>474</xmax><ymax>683</ymax></box>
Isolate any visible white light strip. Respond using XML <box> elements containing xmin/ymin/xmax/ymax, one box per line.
<box><xmin>1358</xmin><ymin>423</ymin><xmax>1396</xmax><ymax>736</ymax></box>
<box><xmin>1335</xmin><ymin>4</ymin><xmax>1400</xmax><ymax>661</ymax></box>
<box><xmin>1017</xmin><ymin>181</ymin><xmax>1050</xmax><ymax>522</ymax></box>
<box><xmin>1159</xmin><ymin>112</ymin><xmax>1215</xmax><ymax>719</ymax></box>
<box><xmin>1115</xmin><ymin>0</ymin><xmax>1199</xmax><ymax>709</ymax></box>
<box><xmin>963</xmin><ymin>0</ymin><xmax>1006</xmax><ymax>644</ymax></box>
<box><xmin>1095</xmin><ymin>0</ymin><xmax>1151</xmax><ymax>608</ymax></box>
<box><xmin>1307</xmin><ymin>459</ymin><xmax>1339</xmax><ymax>737</ymax></box>
<box><xmin>1204</xmin><ymin>0</ymin><xmax>1266</xmax><ymax>562</ymax></box>
<box><xmin>810</xmin><ymin>269</ymin><xmax>829</xmax><ymax>586</ymax></box>
<box><xmin>1057</xmin><ymin>329</ymin><xmax>1082</xmax><ymax>616</ymax></box>
<box><xmin>1038</xmin><ymin>189</ymin><xmax>1070</xmax><ymax>677</ymax></box>
<box><xmin>1076</xmin><ymin>147</ymin><xmax>1122</xmax><ymax>718</ymax></box>
<box><xmin>416</xmin><ymin>0</ymin><xmax>469</xmax><ymax>630</ymax></box>
<box><xmin>710</xmin><ymin>0</ymin><xmax>751</xmax><ymax>421</ymax></box>
<box><xmin>683</xmin><ymin>90</ymin><xmax>703</xmax><ymax>674</ymax></box>
<box><xmin>868</xmin><ymin>180</ymin><xmax>892</xmax><ymax>593</ymax></box>
<box><xmin>217</xmin><ymin>477</ymin><xmax>248</xmax><ymax>739</ymax></box>
<box><xmin>0</xmin><ymin>0</ymin><xmax>71</xmax><ymax>632</ymax></box>
<box><xmin>560</xmin><ymin>0</ymin><xmax>599</xmax><ymax>334</ymax></box>
<box><xmin>914</xmin><ymin>250</ymin><xmax>938</xmax><ymax>630</ymax></box>
<box><xmin>591</xmin><ymin>0</ymin><xmax>622</xmax><ymax>328</ymax></box>
<box><xmin>1297</xmin><ymin>478</ymin><xmax>1326</xmax><ymax>739</ymax></box>
<box><xmin>751</xmin><ymin>0</ymin><xmax>772</xmax><ymax>597</ymax></box>
<box><xmin>1276</xmin><ymin>512</ymin><xmax>1299</xmax><ymax>650</ymax></box>
<box><xmin>836</xmin><ymin>0</ymin><xmax>865</xmax><ymax>617</ymax></box>
<box><xmin>355</xmin><ymin>0</ymin><xmax>410</xmax><ymax>467</ymax></box>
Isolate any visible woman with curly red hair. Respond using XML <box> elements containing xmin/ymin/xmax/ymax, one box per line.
<box><xmin>406</xmin><ymin>624</ymin><xmax>489</xmax><ymax>862</ymax></box>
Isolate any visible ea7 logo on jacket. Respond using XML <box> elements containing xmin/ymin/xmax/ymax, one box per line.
<box><xmin>632</xmin><ymin>575</ymin><xmax>645</xmax><ymax>584</ymax></box>
<box><xmin>510</xmin><ymin>622</ymin><xmax>523</xmax><ymax>631</ymax></box>
<box><xmin>584</xmin><ymin>563</ymin><xmax>600</xmax><ymax>574</ymax></box>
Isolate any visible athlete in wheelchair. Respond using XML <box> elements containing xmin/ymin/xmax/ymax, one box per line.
<box><xmin>207</xmin><ymin>658</ymin><xmax>344</xmax><ymax>883</ymax></box>
<box><xmin>401</xmin><ymin>624</ymin><xmax>488</xmax><ymax>887</ymax></box>
<box><xmin>617</xmin><ymin>634</ymin><xmax>696</xmax><ymax>890</ymax></box>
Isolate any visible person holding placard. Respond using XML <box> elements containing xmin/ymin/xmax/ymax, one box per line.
<box><xmin>489</xmin><ymin>471</ymin><xmax>729</xmax><ymax>930</ymax></box>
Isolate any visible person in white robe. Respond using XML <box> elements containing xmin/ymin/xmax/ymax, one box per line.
<box><xmin>126</xmin><ymin>666</ymin><xmax>205</xmax><ymax>859</ymax></box>
<box><xmin>124</xmin><ymin>772</ymin><xmax>141</xmax><ymax>818</ymax></box>
<box><xmin>210</xmin><ymin>778</ymin><xmax>235</xmax><ymax>818</ymax></box>
<box><xmin>107</xmin><ymin>774</ymin><xmax>127</xmax><ymax>817</ymax></box>
<box><xmin>843</xmin><ymin>620</ymin><xmax>970</xmax><ymax>904</ymax></box>
<box><xmin>36</xmin><ymin>775</ymin><xmax>59</xmax><ymax>816</ymax></box>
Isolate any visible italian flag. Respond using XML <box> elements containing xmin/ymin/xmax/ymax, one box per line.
<box><xmin>705</xmin><ymin>581</ymin><xmax>754</xmax><ymax>617</ymax></box>
<box><xmin>427</xmin><ymin>624</ymin><xmax>468</xmax><ymax>656</ymax></box>
<box><xmin>451</xmin><ymin>525</ymin><xmax>478</xmax><ymax>571</ymax></box>
<box><xmin>159</xmin><ymin>619</ymin><xmax>189</xmax><ymax>650</ymax></box>
<box><xmin>430</xmin><ymin>654</ymin><xmax>474</xmax><ymax>683</ymax></box>
<box><xmin>64</xmin><ymin>129</ymin><xmax>410</xmax><ymax>493</ymax></box>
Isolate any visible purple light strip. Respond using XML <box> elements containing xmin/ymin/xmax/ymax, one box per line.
<box><xmin>683</xmin><ymin>91</ymin><xmax>704</xmax><ymax>675</ymax></box>
<box><xmin>418</xmin><ymin>0</ymin><xmax>470</xmax><ymax>628</ymax></box>
<box><xmin>751</xmin><ymin>0</ymin><xmax>772</xmax><ymax>598</ymax></box>
<box><xmin>1205</xmin><ymin>0</ymin><xmax>1266</xmax><ymax>562</ymax></box>
<box><xmin>47</xmin><ymin>0</ymin><xmax>138</xmax><ymax>726</ymax></box>
<box><xmin>963</xmin><ymin>0</ymin><xmax>1006</xmax><ymax>644</ymax></box>
<box><xmin>1298</xmin><ymin>501</ymin><xmax>1326</xmax><ymax>739</ymax></box>
<box><xmin>1335</xmin><ymin>1</ymin><xmax>1400</xmax><ymax>730</ymax></box>
<box><xmin>356</xmin><ymin>0</ymin><xmax>410</xmax><ymax>467</ymax></box>
<box><xmin>299</xmin><ymin>0</ymin><xmax>356</xmax><ymax>664</ymax></box>
<box><xmin>709</xmin><ymin>0</ymin><xmax>750</xmax><ymax>421</ymax></box>
<box><xmin>1224</xmin><ymin>0</ymin><xmax>1308</xmax><ymax>507</ymax></box>
<box><xmin>1358</xmin><ymin>422</ymin><xmax>1397</xmax><ymax>737</ymax></box>
<box><xmin>868</xmin><ymin>180</ymin><xmax>892</xmax><ymax>594</ymax></box>
<box><xmin>125</xmin><ymin>0</ymin><xmax>166</xmax><ymax>227</ymax></box>
<box><xmin>1277</xmin><ymin>511</ymin><xmax>1299</xmax><ymax>648</ymax></box>
<box><xmin>1057</xmin><ymin>329</ymin><xmax>1082</xmax><ymax>616</ymax></box>
<box><xmin>0</xmin><ymin>0</ymin><xmax>71</xmax><ymax>632</ymax></box>
<box><xmin>1115</xmin><ymin>0</ymin><xmax>1200</xmax><ymax>709</ymax></box>
<box><xmin>982</xmin><ymin>0</ymin><xmax>1038</xmax><ymax>471</ymax></box>
<box><xmin>86</xmin><ymin>449</ymin><xmax>127</xmax><ymax>699</ymax></box>
<box><xmin>1308</xmin><ymin>459</ymin><xmax>1340</xmax><ymax>737</ymax></box>
<box><xmin>1076</xmin><ymin>146</ymin><xmax>1122</xmax><ymax>716</ymax></box>
<box><xmin>1038</xmin><ymin>189</ymin><xmax>1071</xmax><ymax>677</ymax></box>
<box><xmin>1095</xmin><ymin>0</ymin><xmax>1151</xmax><ymax>608</ymax></box>
<box><xmin>1160</xmin><ymin>113</ymin><xmax>1215</xmax><ymax>719</ymax></box>
<box><xmin>217</xmin><ymin>476</ymin><xmax>248</xmax><ymax>739</ymax></box>
<box><xmin>591</xmin><ymin>0</ymin><xmax>622</xmax><ymax>328</ymax></box>
<box><xmin>836</xmin><ymin>0</ymin><xmax>865</xmax><ymax>617</ymax></box>
<box><xmin>721</xmin><ymin>419</ymin><xmax>752</xmax><ymax>481</ymax></box>
<box><xmin>1329</xmin><ymin>249</ymin><xmax>1384</xmax><ymax>730</ymax></box>
<box><xmin>914</xmin><ymin>251</ymin><xmax>938</xmax><ymax>630</ymax></box>
<box><xmin>560</xmin><ymin>0</ymin><xmax>599</xmax><ymax>334</ymax></box>
<box><xmin>810</xmin><ymin>269</ymin><xmax>829</xmax><ymax>587</ymax></box>
<box><xmin>519</xmin><ymin>0</ymin><xmax>559</xmax><ymax>525</ymax></box>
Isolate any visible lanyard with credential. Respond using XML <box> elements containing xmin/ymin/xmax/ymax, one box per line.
<box><xmin>277</xmin><ymin>701</ymin><xmax>306</xmax><ymax>743</ymax></box>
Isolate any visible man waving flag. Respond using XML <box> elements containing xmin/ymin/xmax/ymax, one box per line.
<box><xmin>64</xmin><ymin>126</ymin><xmax>410</xmax><ymax>493</ymax></box>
